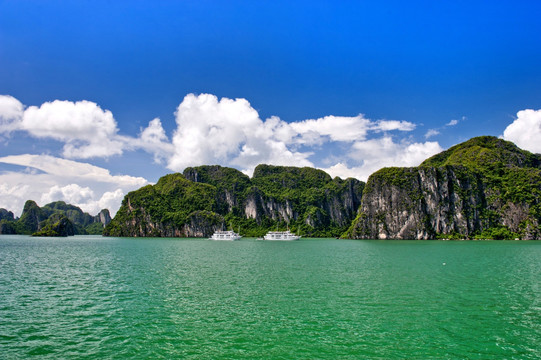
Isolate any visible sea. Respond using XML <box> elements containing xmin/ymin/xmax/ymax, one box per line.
<box><xmin>0</xmin><ymin>235</ymin><xmax>539</xmax><ymax>359</ymax></box>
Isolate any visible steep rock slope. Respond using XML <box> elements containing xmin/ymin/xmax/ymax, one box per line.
<box><xmin>345</xmin><ymin>136</ymin><xmax>541</xmax><ymax>239</ymax></box>
<box><xmin>104</xmin><ymin>165</ymin><xmax>364</xmax><ymax>237</ymax></box>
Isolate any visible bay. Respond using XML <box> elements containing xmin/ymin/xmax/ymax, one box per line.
<box><xmin>0</xmin><ymin>235</ymin><xmax>540</xmax><ymax>359</ymax></box>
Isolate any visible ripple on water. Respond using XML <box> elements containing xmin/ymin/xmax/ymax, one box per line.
<box><xmin>0</xmin><ymin>236</ymin><xmax>540</xmax><ymax>359</ymax></box>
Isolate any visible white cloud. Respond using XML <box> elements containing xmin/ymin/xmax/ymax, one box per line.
<box><xmin>502</xmin><ymin>109</ymin><xmax>541</xmax><ymax>153</ymax></box>
<box><xmin>425</xmin><ymin>129</ymin><xmax>440</xmax><ymax>139</ymax></box>
<box><xmin>0</xmin><ymin>97</ymin><xmax>174</xmax><ymax>162</ymax></box>
<box><xmin>322</xmin><ymin>137</ymin><xmax>443</xmax><ymax>181</ymax></box>
<box><xmin>97</xmin><ymin>189</ymin><xmax>125</xmax><ymax>214</ymax></box>
<box><xmin>0</xmin><ymin>95</ymin><xmax>24</xmax><ymax>135</ymax></box>
<box><xmin>0</xmin><ymin>154</ymin><xmax>147</xmax><ymax>187</ymax></box>
<box><xmin>167</xmin><ymin>93</ymin><xmax>423</xmax><ymax>176</ymax></box>
<box><xmin>131</xmin><ymin>118</ymin><xmax>175</xmax><ymax>163</ymax></box>
<box><xmin>40</xmin><ymin>185</ymin><xmax>126</xmax><ymax>216</ymax></box>
<box><xmin>446</xmin><ymin>119</ymin><xmax>459</xmax><ymax>126</ymax></box>
<box><xmin>168</xmin><ymin>93</ymin><xmax>314</xmax><ymax>174</ymax></box>
<box><xmin>0</xmin><ymin>183</ymin><xmax>31</xmax><ymax>217</ymax></box>
<box><xmin>320</xmin><ymin>163</ymin><xmax>360</xmax><ymax>180</ymax></box>
<box><xmin>289</xmin><ymin>115</ymin><xmax>371</xmax><ymax>144</ymax></box>
<box><xmin>373</xmin><ymin>119</ymin><xmax>416</xmax><ymax>132</ymax></box>
<box><xmin>288</xmin><ymin>116</ymin><xmax>415</xmax><ymax>145</ymax></box>
<box><xmin>22</xmin><ymin>100</ymin><xmax>124</xmax><ymax>158</ymax></box>
<box><xmin>0</xmin><ymin>93</ymin><xmax>446</xmax><ymax>215</ymax></box>
<box><xmin>41</xmin><ymin>184</ymin><xmax>95</xmax><ymax>206</ymax></box>
<box><xmin>0</xmin><ymin>154</ymin><xmax>148</xmax><ymax>216</ymax></box>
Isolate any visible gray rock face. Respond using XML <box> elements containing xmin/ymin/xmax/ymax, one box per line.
<box><xmin>239</xmin><ymin>177</ymin><xmax>362</xmax><ymax>228</ymax></box>
<box><xmin>105</xmin><ymin>165</ymin><xmax>365</xmax><ymax>237</ymax></box>
<box><xmin>186</xmin><ymin>165</ymin><xmax>364</xmax><ymax>231</ymax></box>
<box><xmin>95</xmin><ymin>209</ymin><xmax>112</xmax><ymax>226</ymax></box>
<box><xmin>347</xmin><ymin>166</ymin><xmax>540</xmax><ymax>239</ymax></box>
<box><xmin>114</xmin><ymin>198</ymin><xmax>224</xmax><ymax>237</ymax></box>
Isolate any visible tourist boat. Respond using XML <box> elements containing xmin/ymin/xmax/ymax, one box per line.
<box><xmin>209</xmin><ymin>230</ymin><xmax>242</xmax><ymax>241</ymax></box>
<box><xmin>263</xmin><ymin>230</ymin><xmax>300</xmax><ymax>241</ymax></box>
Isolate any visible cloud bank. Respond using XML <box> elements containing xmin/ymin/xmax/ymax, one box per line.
<box><xmin>0</xmin><ymin>154</ymin><xmax>148</xmax><ymax>216</ymax></box>
<box><xmin>167</xmin><ymin>93</ymin><xmax>428</xmax><ymax>178</ymax></box>
<box><xmin>0</xmin><ymin>93</ymin><xmax>446</xmax><ymax>214</ymax></box>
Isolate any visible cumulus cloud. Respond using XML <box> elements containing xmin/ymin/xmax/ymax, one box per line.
<box><xmin>321</xmin><ymin>137</ymin><xmax>442</xmax><ymax>181</ymax></box>
<box><xmin>21</xmin><ymin>100</ymin><xmax>125</xmax><ymax>158</ymax></box>
<box><xmin>0</xmin><ymin>97</ymin><xmax>174</xmax><ymax>161</ymax></box>
<box><xmin>167</xmin><ymin>93</ymin><xmax>425</xmax><ymax>175</ymax></box>
<box><xmin>446</xmin><ymin>119</ymin><xmax>459</xmax><ymax>126</ymax></box>
<box><xmin>168</xmin><ymin>93</ymin><xmax>314</xmax><ymax>174</ymax></box>
<box><xmin>502</xmin><ymin>109</ymin><xmax>541</xmax><ymax>153</ymax></box>
<box><xmin>0</xmin><ymin>93</ymin><xmax>446</xmax><ymax>213</ymax></box>
<box><xmin>0</xmin><ymin>95</ymin><xmax>24</xmax><ymax>135</ymax></box>
<box><xmin>40</xmin><ymin>185</ymin><xmax>126</xmax><ymax>216</ymax></box>
<box><xmin>329</xmin><ymin>136</ymin><xmax>443</xmax><ymax>181</ymax></box>
<box><xmin>289</xmin><ymin>115</ymin><xmax>372</xmax><ymax>144</ymax></box>
<box><xmin>97</xmin><ymin>189</ymin><xmax>125</xmax><ymax>214</ymax></box>
<box><xmin>41</xmin><ymin>184</ymin><xmax>95</xmax><ymax>206</ymax></box>
<box><xmin>425</xmin><ymin>129</ymin><xmax>440</xmax><ymax>139</ymax></box>
<box><xmin>0</xmin><ymin>154</ymin><xmax>148</xmax><ymax>216</ymax></box>
<box><xmin>131</xmin><ymin>118</ymin><xmax>175</xmax><ymax>163</ymax></box>
<box><xmin>373</xmin><ymin>119</ymin><xmax>416</xmax><ymax>132</ymax></box>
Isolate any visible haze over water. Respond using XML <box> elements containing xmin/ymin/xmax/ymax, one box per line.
<box><xmin>1</xmin><ymin>236</ymin><xmax>540</xmax><ymax>359</ymax></box>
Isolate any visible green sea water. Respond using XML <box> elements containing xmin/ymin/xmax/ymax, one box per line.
<box><xmin>0</xmin><ymin>236</ymin><xmax>539</xmax><ymax>359</ymax></box>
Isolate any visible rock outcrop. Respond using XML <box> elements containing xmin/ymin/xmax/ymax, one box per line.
<box><xmin>104</xmin><ymin>165</ymin><xmax>364</xmax><ymax>237</ymax></box>
<box><xmin>345</xmin><ymin>136</ymin><xmax>541</xmax><ymax>239</ymax></box>
<box><xmin>94</xmin><ymin>209</ymin><xmax>112</xmax><ymax>226</ymax></box>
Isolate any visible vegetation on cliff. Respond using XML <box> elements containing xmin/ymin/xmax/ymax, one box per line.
<box><xmin>345</xmin><ymin>136</ymin><xmax>541</xmax><ymax>240</ymax></box>
<box><xmin>8</xmin><ymin>136</ymin><xmax>534</xmax><ymax>240</ymax></box>
<box><xmin>32</xmin><ymin>214</ymin><xmax>76</xmax><ymax>237</ymax></box>
<box><xmin>105</xmin><ymin>165</ymin><xmax>364</xmax><ymax>237</ymax></box>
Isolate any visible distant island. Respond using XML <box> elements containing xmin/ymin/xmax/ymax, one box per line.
<box><xmin>102</xmin><ymin>136</ymin><xmax>541</xmax><ymax>240</ymax></box>
<box><xmin>0</xmin><ymin>201</ymin><xmax>111</xmax><ymax>237</ymax></box>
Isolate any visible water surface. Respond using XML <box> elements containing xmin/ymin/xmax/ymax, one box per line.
<box><xmin>1</xmin><ymin>236</ymin><xmax>540</xmax><ymax>359</ymax></box>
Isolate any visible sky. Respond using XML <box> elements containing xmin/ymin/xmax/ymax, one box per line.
<box><xmin>1</xmin><ymin>0</ymin><xmax>541</xmax><ymax>217</ymax></box>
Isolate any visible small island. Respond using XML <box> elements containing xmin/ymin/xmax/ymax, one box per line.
<box><xmin>0</xmin><ymin>201</ymin><xmax>111</xmax><ymax>237</ymax></box>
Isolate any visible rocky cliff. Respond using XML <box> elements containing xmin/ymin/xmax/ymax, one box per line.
<box><xmin>345</xmin><ymin>136</ymin><xmax>541</xmax><ymax>239</ymax></box>
<box><xmin>104</xmin><ymin>165</ymin><xmax>364</xmax><ymax>237</ymax></box>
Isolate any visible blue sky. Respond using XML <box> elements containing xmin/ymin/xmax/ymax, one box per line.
<box><xmin>1</xmin><ymin>0</ymin><xmax>541</xmax><ymax>216</ymax></box>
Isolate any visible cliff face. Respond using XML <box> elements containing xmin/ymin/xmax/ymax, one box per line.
<box><xmin>105</xmin><ymin>165</ymin><xmax>364</xmax><ymax>237</ymax></box>
<box><xmin>346</xmin><ymin>137</ymin><xmax>541</xmax><ymax>240</ymax></box>
<box><xmin>106</xmin><ymin>137</ymin><xmax>541</xmax><ymax>240</ymax></box>
<box><xmin>94</xmin><ymin>209</ymin><xmax>112</xmax><ymax>226</ymax></box>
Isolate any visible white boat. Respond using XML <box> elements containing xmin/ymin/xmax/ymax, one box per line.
<box><xmin>209</xmin><ymin>230</ymin><xmax>242</xmax><ymax>241</ymax></box>
<box><xmin>263</xmin><ymin>230</ymin><xmax>300</xmax><ymax>241</ymax></box>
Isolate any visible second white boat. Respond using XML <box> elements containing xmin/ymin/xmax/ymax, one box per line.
<box><xmin>263</xmin><ymin>230</ymin><xmax>300</xmax><ymax>241</ymax></box>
